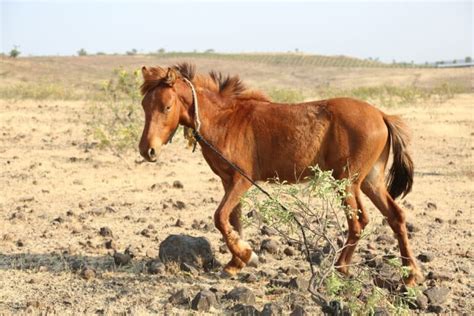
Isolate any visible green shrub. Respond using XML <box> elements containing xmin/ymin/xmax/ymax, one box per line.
<box><xmin>88</xmin><ymin>68</ymin><xmax>143</xmax><ymax>154</ymax></box>
<box><xmin>242</xmin><ymin>166</ymin><xmax>420</xmax><ymax>315</ymax></box>
<box><xmin>9</xmin><ymin>46</ymin><xmax>20</xmax><ymax>58</ymax></box>
<box><xmin>77</xmin><ymin>48</ymin><xmax>87</xmax><ymax>56</ymax></box>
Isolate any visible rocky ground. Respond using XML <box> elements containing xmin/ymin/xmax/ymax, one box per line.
<box><xmin>0</xmin><ymin>94</ymin><xmax>472</xmax><ymax>315</ymax></box>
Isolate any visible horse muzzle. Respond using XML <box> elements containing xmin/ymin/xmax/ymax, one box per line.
<box><xmin>140</xmin><ymin>144</ymin><xmax>161</xmax><ymax>162</ymax></box>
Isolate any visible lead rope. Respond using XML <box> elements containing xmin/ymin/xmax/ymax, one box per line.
<box><xmin>181</xmin><ymin>77</ymin><xmax>314</xmax><ymax>275</ymax></box>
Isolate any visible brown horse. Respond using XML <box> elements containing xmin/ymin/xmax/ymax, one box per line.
<box><xmin>138</xmin><ymin>63</ymin><xmax>423</xmax><ymax>285</ymax></box>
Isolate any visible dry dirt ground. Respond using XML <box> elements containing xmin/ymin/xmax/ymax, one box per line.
<box><xmin>0</xmin><ymin>62</ymin><xmax>473</xmax><ymax>315</ymax></box>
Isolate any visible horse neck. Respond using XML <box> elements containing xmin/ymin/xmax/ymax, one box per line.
<box><xmin>188</xmin><ymin>90</ymin><xmax>234</xmax><ymax>143</ymax></box>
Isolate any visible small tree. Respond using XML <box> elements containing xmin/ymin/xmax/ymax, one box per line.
<box><xmin>126</xmin><ymin>48</ymin><xmax>137</xmax><ymax>56</ymax></box>
<box><xmin>465</xmin><ymin>56</ymin><xmax>472</xmax><ymax>63</ymax></box>
<box><xmin>77</xmin><ymin>48</ymin><xmax>87</xmax><ymax>56</ymax></box>
<box><xmin>204</xmin><ymin>48</ymin><xmax>215</xmax><ymax>53</ymax></box>
<box><xmin>157</xmin><ymin>48</ymin><xmax>165</xmax><ymax>54</ymax></box>
<box><xmin>9</xmin><ymin>46</ymin><xmax>20</xmax><ymax>58</ymax></box>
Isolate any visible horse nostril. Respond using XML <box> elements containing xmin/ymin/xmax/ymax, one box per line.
<box><xmin>148</xmin><ymin>148</ymin><xmax>156</xmax><ymax>159</ymax></box>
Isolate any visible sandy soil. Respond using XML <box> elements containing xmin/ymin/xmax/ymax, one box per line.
<box><xmin>0</xmin><ymin>90</ymin><xmax>473</xmax><ymax>314</ymax></box>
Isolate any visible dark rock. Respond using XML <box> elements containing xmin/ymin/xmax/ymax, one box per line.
<box><xmin>261</xmin><ymin>303</ymin><xmax>283</xmax><ymax>316</ymax></box>
<box><xmin>290</xmin><ymin>304</ymin><xmax>306</xmax><ymax>316</ymax></box>
<box><xmin>168</xmin><ymin>288</ymin><xmax>191</xmax><ymax>306</ymax></box>
<box><xmin>81</xmin><ymin>267</ymin><xmax>95</xmax><ymax>280</ymax></box>
<box><xmin>426</xmin><ymin>202</ymin><xmax>437</xmax><ymax>210</ymax></box>
<box><xmin>260</xmin><ymin>239</ymin><xmax>279</xmax><ymax>254</ymax></box>
<box><xmin>99</xmin><ymin>227</ymin><xmax>113</xmax><ymax>237</ymax></box>
<box><xmin>373</xmin><ymin>264</ymin><xmax>399</xmax><ymax>291</ymax></box>
<box><xmin>113</xmin><ymin>252</ymin><xmax>131</xmax><ymax>266</ymax></box>
<box><xmin>159</xmin><ymin>234</ymin><xmax>215</xmax><ymax>269</ymax></box>
<box><xmin>147</xmin><ymin>260</ymin><xmax>165</xmax><ymax>274</ymax></box>
<box><xmin>172</xmin><ymin>180</ymin><xmax>184</xmax><ymax>189</ymax></box>
<box><xmin>417</xmin><ymin>252</ymin><xmax>434</xmax><ymax>263</ymax></box>
<box><xmin>230</xmin><ymin>304</ymin><xmax>261</xmax><ymax>316</ymax></box>
<box><xmin>261</xmin><ymin>225</ymin><xmax>278</xmax><ymax>236</ymax></box>
<box><xmin>175</xmin><ymin>219</ymin><xmax>185</xmax><ymax>227</ymax></box>
<box><xmin>16</xmin><ymin>240</ymin><xmax>25</xmax><ymax>247</ymax></box>
<box><xmin>427</xmin><ymin>305</ymin><xmax>443</xmax><ymax>313</ymax></box>
<box><xmin>105</xmin><ymin>240</ymin><xmax>117</xmax><ymax>250</ymax></box>
<box><xmin>173</xmin><ymin>201</ymin><xmax>186</xmax><ymax>210</ymax></box>
<box><xmin>423</xmin><ymin>287</ymin><xmax>449</xmax><ymax>305</ymax></box>
<box><xmin>225</xmin><ymin>286</ymin><xmax>256</xmax><ymax>305</ymax></box>
<box><xmin>288</xmin><ymin>276</ymin><xmax>309</xmax><ymax>290</ymax></box>
<box><xmin>191</xmin><ymin>290</ymin><xmax>218</xmax><ymax>312</ymax></box>
<box><xmin>141</xmin><ymin>229</ymin><xmax>151</xmax><ymax>238</ymax></box>
<box><xmin>434</xmin><ymin>218</ymin><xmax>444</xmax><ymax>224</ymax></box>
<box><xmin>310</xmin><ymin>251</ymin><xmax>324</xmax><ymax>265</ymax></box>
<box><xmin>427</xmin><ymin>271</ymin><xmax>454</xmax><ymax>281</ymax></box>
<box><xmin>283</xmin><ymin>247</ymin><xmax>296</xmax><ymax>256</ymax></box>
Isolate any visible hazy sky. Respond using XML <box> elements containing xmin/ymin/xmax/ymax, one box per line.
<box><xmin>1</xmin><ymin>0</ymin><xmax>472</xmax><ymax>63</ymax></box>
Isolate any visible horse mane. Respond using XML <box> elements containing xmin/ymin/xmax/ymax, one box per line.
<box><xmin>174</xmin><ymin>62</ymin><xmax>270</xmax><ymax>102</ymax></box>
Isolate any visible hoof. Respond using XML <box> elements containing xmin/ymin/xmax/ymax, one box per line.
<box><xmin>223</xmin><ymin>263</ymin><xmax>242</xmax><ymax>277</ymax></box>
<box><xmin>404</xmin><ymin>270</ymin><xmax>425</xmax><ymax>286</ymax></box>
<box><xmin>219</xmin><ymin>269</ymin><xmax>235</xmax><ymax>279</ymax></box>
<box><xmin>246</xmin><ymin>252</ymin><xmax>259</xmax><ymax>268</ymax></box>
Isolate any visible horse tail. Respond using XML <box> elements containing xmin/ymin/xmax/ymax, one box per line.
<box><xmin>383</xmin><ymin>114</ymin><xmax>414</xmax><ymax>199</ymax></box>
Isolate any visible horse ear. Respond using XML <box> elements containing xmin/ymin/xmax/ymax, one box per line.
<box><xmin>141</xmin><ymin>66</ymin><xmax>150</xmax><ymax>79</ymax></box>
<box><xmin>164</xmin><ymin>67</ymin><xmax>178</xmax><ymax>86</ymax></box>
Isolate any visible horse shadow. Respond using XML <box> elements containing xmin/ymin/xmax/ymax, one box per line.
<box><xmin>0</xmin><ymin>251</ymin><xmax>150</xmax><ymax>274</ymax></box>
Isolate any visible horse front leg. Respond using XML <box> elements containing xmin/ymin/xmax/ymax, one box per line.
<box><xmin>214</xmin><ymin>177</ymin><xmax>258</xmax><ymax>276</ymax></box>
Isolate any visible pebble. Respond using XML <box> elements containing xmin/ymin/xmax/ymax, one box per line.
<box><xmin>417</xmin><ymin>252</ymin><xmax>435</xmax><ymax>263</ymax></box>
<box><xmin>427</xmin><ymin>271</ymin><xmax>454</xmax><ymax>281</ymax></box>
<box><xmin>376</xmin><ymin>234</ymin><xmax>396</xmax><ymax>244</ymax></box>
<box><xmin>81</xmin><ymin>267</ymin><xmax>96</xmax><ymax>280</ymax></box>
<box><xmin>175</xmin><ymin>219</ymin><xmax>185</xmax><ymax>227</ymax></box>
<box><xmin>283</xmin><ymin>247</ymin><xmax>296</xmax><ymax>256</ymax></box>
<box><xmin>173</xmin><ymin>201</ymin><xmax>186</xmax><ymax>210</ymax></box>
<box><xmin>105</xmin><ymin>240</ymin><xmax>117</xmax><ymax>250</ymax></box>
<box><xmin>260</xmin><ymin>239</ymin><xmax>279</xmax><ymax>254</ymax></box>
<box><xmin>191</xmin><ymin>290</ymin><xmax>218</xmax><ymax>312</ymax></box>
<box><xmin>172</xmin><ymin>180</ymin><xmax>184</xmax><ymax>189</ymax></box>
<box><xmin>99</xmin><ymin>227</ymin><xmax>113</xmax><ymax>237</ymax></box>
<box><xmin>230</xmin><ymin>304</ymin><xmax>260</xmax><ymax>316</ymax></box>
<box><xmin>168</xmin><ymin>288</ymin><xmax>191</xmax><ymax>305</ymax></box>
<box><xmin>113</xmin><ymin>252</ymin><xmax>132</xmax><ymax>266</ymax></box>
<box><xmin>290</xmin><ymin>304</ymin><xmax>306</xmax><ymax>316</ymax></box>
<box><xmin>288</xmin><ymin>276</ymin><xmax>309</xmax><ymax>290</ymax></box>
<box><xmin>423</xmin><ymin>287</ymin><xmax>450</xmax><ymax>305</ymax></box>
<box><xmin>261</xmin><ymin>225</ymin><xmax>278</xmax><ymax>236</ymax></box>
<box><xmin>261</xmin><ymin>302</ymin><xmax>283</xmax><ymax>316</ymax></box>
<box><xmin>225</xmin><ymin>286</ymin><xmax>256</xmax><ymax>304</ymax></box>
<box><xmin>426</xmin><ymin>202</ymin><xmax>437</xmax><ymax>210</ymax></box>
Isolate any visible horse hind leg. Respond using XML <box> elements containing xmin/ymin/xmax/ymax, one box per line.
<box><xmin>361</xmin><ymin>169</ymin><xmax>423</xmax><ymax>286</ymax></box>
<box><xmin>336</xmin><ymin>185</ymin><xmax>370</xmax><ymax>275</ymax></box>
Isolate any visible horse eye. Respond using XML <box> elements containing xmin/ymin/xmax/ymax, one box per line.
<box><xmin>165</xmin><ymin>105</ymin><xmax>172</xmax><ymax>112</ymax></box>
